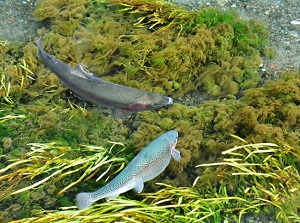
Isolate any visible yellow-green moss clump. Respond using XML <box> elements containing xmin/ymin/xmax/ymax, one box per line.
<box><xmin>1</xmin><ymin>0</ymin><xmax>299</xmax><ymax>222</ymax></box>
<box><xmin>132</xmin><ymin>71</ymin><xmax>300</xmax><ymax>178</ymax></box>
<box><xmin>32</xmin><ymin>0</ymin><xmax>268</xmax><ymax>98</ymax></box>
<box><xmin>128</xmin><ymin>72</ymin><xmax>300</xmax><ymax>221</ymax></box>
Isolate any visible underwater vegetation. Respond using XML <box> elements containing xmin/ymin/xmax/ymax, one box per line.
<box><xmin>0</xmin><ymin>0</ymin><xmax>299</xmax><ymax>222</ymax></box>
<box><xmin>2</xmin><ymin>141</ymin><xmax>300</xmax><ymax>223</ymax></box>
<box><xmin>0</xmin><ymin>142</ymin><xmax>127</xmax><ymax>220</ymax></box>
<box><xmin>32</xmin><ymin>0</ymin><xmax>269</xmax><ymax>98</ymax></box>
<box><xmin>132</xmin><ymin>72</ymin><xmax>300</xmax><ymax>176</ymax></box>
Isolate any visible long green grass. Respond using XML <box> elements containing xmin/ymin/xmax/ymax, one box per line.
<box><xmin>0</xmin><ymin>142</ymin><xmax>126</xmax><ymax>202</ymax></box>
<box><xmin>3</xmin><ymin>136</ymin><xmax>299</xmax><ymax>223</ymax></box>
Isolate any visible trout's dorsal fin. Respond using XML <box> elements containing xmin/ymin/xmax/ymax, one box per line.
<box><xmin>75</xmin><ymin>65</ymin><xmax>104</xmax><ymax>84</ymax></box>
<box><xmin>75</xmin><ymin>65</ymin><xmax>93</xmax><ymax>77</ymax></box>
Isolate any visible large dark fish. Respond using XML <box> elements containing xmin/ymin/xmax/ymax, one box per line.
<box><xmin>36</xmin><ymin>37</ymin><xmax>173</xmax><ymax>117</ymax></box>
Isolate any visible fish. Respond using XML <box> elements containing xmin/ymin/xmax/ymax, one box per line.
<box><xmin>76</xmin><ymin>130</ymin><xmax>180</xmax><ymax>210</ymax></box>
<box><xmin>36</xmin><ymin>37</ymin><xmax>173</xmax><ymax>117</ymax></box>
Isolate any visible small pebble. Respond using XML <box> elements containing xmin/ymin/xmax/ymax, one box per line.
<box><xmin>289</xmin><ymin>31</ymin><xmax>298</xmax><ymax>37</ymax></box>
<box><xmin>290</xmin><ymin>20</ymin><xmax>300</xmax><ymax>25</ymax></box>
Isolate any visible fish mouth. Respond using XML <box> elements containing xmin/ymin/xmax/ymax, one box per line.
<box><xmin>167</xmin><ymin>97</ymin><xmax>173</xmax><ymax>105</ymax></box>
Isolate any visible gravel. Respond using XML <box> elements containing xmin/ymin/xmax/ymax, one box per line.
<box><xmin>175</xmin><ymin>0</ymin><xmax>300</xmax><ymax>76</ymax></box>
<box><xmin>0</xmin><ymin>0</ymin><xmax>39</xmax><ymax>42</ymax></box>
<box><xmin>1</xmin><ymin>0</ymin><xmax>299</xmax><ymax>74</ymax></box>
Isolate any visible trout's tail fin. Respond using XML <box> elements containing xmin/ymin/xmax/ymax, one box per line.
<box><xmin>76</xmin><ymin>192</ymin><xmax>95</xmax><ymax>210</ymax></box>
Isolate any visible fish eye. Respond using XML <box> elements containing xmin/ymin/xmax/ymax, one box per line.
<box><xmin>167</xmin><ymin>97</ymin><xmax>173</xmax><ymax>105</ymax></box>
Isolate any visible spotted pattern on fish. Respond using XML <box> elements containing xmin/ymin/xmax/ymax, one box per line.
<box><xmin>76</xmin><ymin>130</ymin><xmax>180</xmax><ymax>210</ymax></box>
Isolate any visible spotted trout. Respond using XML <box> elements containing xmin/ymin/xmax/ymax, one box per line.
<box><xmin>36</xmin><ymin>37</ymin><xmax>173</xmax><ymax>117</ymax></box>
<box><xmin>76</xmin><ymin>130</ymin><xmax>180</xmax><ymax>210</ymax></box>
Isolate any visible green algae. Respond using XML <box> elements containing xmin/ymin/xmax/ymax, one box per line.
<box><xmin>1</xmin><ymin>0</ymin><xmax>268</xmax><ymax>102</ymax></box>
<box><xmin>1</xmin><ymin>73</ymin><xmax>300</xmax><ymax>222</ymax></box>
<box><xmin>132</xmin><ymin>72</ymin><xmax>300</xmax><ymax>174</ymax></box>
<box><xmin>128</xmin><ymin>72</ymin><xmax>300</xmax><ymax>221</ymax></box>
<box><xmin>0</xmin><ymin>142</ymin><xmax>128</xmax><ymax>221</ymax></box>
<box><xmin>0</xmin><ymin>0</ymin><xmax>299</xmax><ymax>222</ymax></box>
<box><xmin>2</xmin><ymin>142</ymin><xmax>300</xmax><ymax>223</ymax></box>
<box><xmin>31</xmin><ymin>0</ymin><xmax>269</xmax><ymax>98</ymax></box>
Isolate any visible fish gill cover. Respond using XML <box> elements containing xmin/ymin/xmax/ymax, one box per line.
<box><xmin>0</xmin><ymin>0</ymin><xmax>299</xmax><ymax>222</ymax></box>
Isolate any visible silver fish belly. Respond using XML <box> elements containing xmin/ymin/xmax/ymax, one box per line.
<box><xmin>36</xmin><ymin>37</ymin><xmax>173</xmax><ymax>117</ymax></box>
<box><xmin>76</xmin><ymin>130</ymin><xmax>180</xmax><ymax>210</ymax></box>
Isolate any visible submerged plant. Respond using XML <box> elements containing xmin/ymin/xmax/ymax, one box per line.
<box><xmin>0</xmin><ymin>141</ymin><xmax>127</xmax><ymax>220</ymax></box>
<box><xmin>196</xmin><ymin>137</ymin><xmax>300</xmax><ymax>222</ymax></box>
<box><xmin>31</xmin><ymin>0</ymin><xmax>269</xmax><ymax>99</ymax></box>
<box><xmin>1</xmin><ymin>0</ymin><xmax>298</xmax><ymax>222</ymax></box>
<box><xmin>4</xmin><ymin>140</ymin><xmax>299</xmax><ymax>223</ymax></box>
<box><xmin>0</xmin><ymin>112</ymin><xmax>26</xmax><ymax>124</ymax></box>
<box><xmin>0</xmin><ymin>73</ymin><xmax>13</xmax><ymax>104</ymax></box>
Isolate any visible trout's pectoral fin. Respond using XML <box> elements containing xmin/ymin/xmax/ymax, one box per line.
<box><xmin>171</xmin><ymin>148</ymin><xmax>181</xmax><ymax>162</ymax></box>
<box><xmin>133</xmin><ymin>181</ymin><xmax>144</xmax><ymax>193</ymax></box>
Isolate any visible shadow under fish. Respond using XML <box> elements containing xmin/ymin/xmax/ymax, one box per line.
<box><xmin>36</xmin><ymin>37</ymin><xmax>173</xmax><ymax>117</ymax></box>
